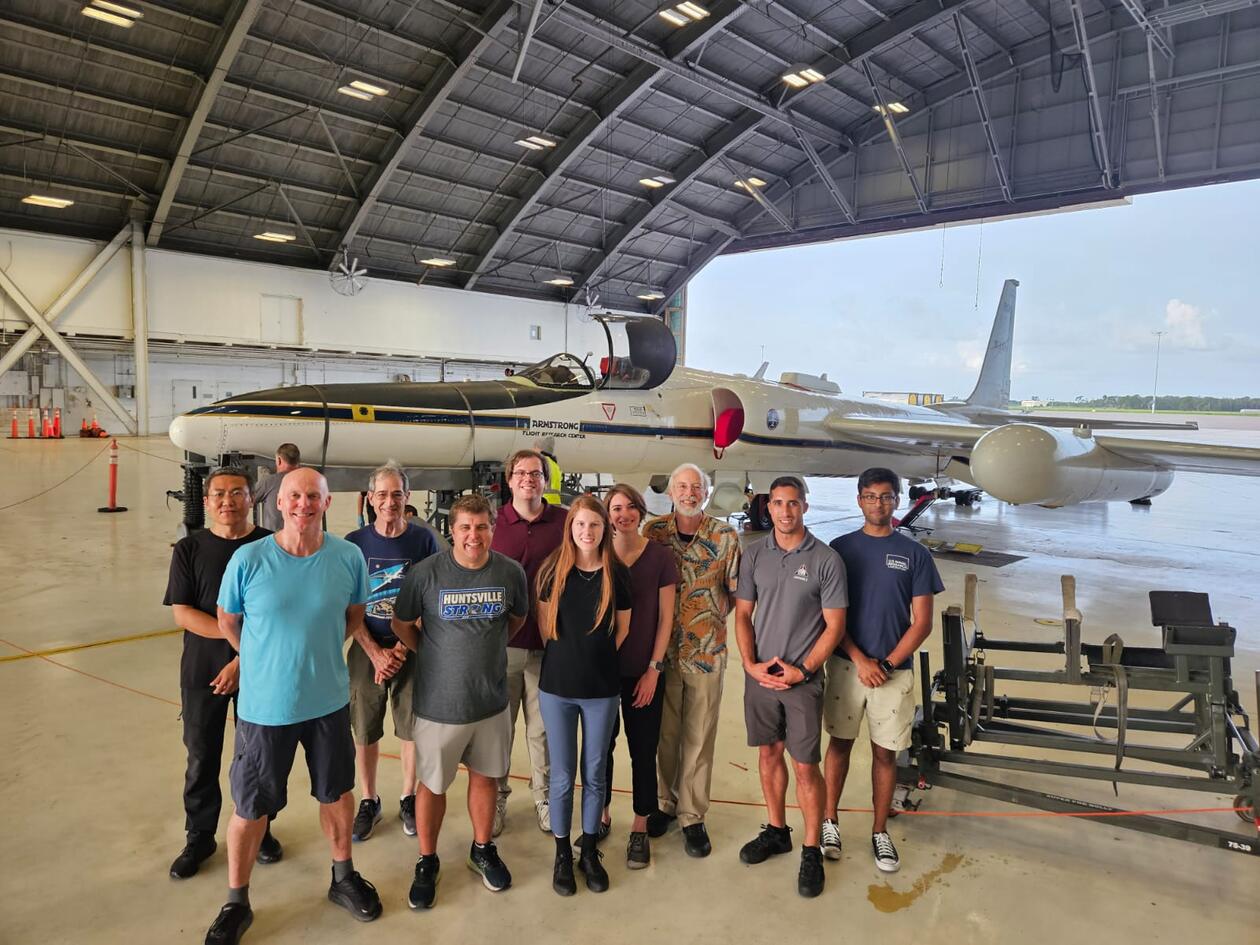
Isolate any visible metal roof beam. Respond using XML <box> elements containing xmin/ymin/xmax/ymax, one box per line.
<box><xmin>791</xmin><ymin>128</ymin><xmax>855</xmax><ymax>222</ymax></box>
<box><xmin>332</xmin><ymin>0</ymin><xmax>515</xmax><ymax>255</ymax></box>
<box><xmin>954</xmin><ymin>12</ymin><xmax>1013</xmax><ymax>202</ymax></box>
<box><xmin>1114</xmin><ymin>0</ymin><xmax>1175</xmax><ymax>60</ymax></box>
<box><xmin>149</xmin><ymin>0</ymin><xmax>267</xmax><ymax>245</ymax></box>
<box><xmin>464</xmin><ymin>0</ymin><xmax>746</xmax><ymax>289</ymax></box>
<box><xmin>723</xmin><ymin>160</ymin><xmax>793</xmax><ymax>231</ymax></box>
<box><xmin>1146</xmin><ymin>36</ymin><xmax>1168</xmax><ymax>180</ymax></box>
<box><xmin>957</xmin><ymin>10</ymin><xmax>1014</xmax><ymax>65</ymax></box>
<box><xmin>0</xmin><ymin>14</ymin><xmax>202</xmax><ymax>78</ymax></box>
<box><xmin>1067</xmin><ymin>0</ymin><xmax>1116</xmax><ymax>188</ymax></box>
<box><xmin>862</xmin><ymin>59</ymin><xmax>928</xmax><ymax>213</ymax></box>
<box><xmin>1148</xmin><ymin>0</ymin><xmax>1257</xmax><ymax>28</ymax></box>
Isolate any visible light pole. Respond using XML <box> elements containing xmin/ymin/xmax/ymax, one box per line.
<box><xmin>1150</xmin><ymin>330</ymin><xmax>1166</xmax><ymax>413</ymax></box>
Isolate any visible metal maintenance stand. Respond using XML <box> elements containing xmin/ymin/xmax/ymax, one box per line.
<box><xmin>899</xmin><ymin>574</ymin><xmax>1259</xmax><ymax>857</ymax></box>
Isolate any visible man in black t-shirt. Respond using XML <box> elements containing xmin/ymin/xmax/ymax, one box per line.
<box><xmin>163</xmin><ymin>466</ymin><xmax>280</xmax><ymax>880</ymax></box>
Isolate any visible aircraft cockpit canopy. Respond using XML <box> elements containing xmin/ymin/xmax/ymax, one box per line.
<box><xmin>514</xmin><ymin>313</ymin><xmax>678</xmax><ymax>393</ymax></box>
<box><xmin>515</xmin><ymin>353</ymin><xmax>596</xmax><ymax>390</ymax></box>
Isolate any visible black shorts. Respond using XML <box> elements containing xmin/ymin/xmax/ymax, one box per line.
<box><xmin>229</xmin><ymin>704</ymin><xmax>355</xmax><ymax>820</ymax></box>
<box><xmin>743</xmin><ymin>674</ymin><xmax>825</xmax><ymax>764</ymax></box>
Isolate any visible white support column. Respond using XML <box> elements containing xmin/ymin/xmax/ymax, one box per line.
<box><xmin>131</xmin><ymin>219</ymin><xmax>150</xmax><ymax>436</ymax></box>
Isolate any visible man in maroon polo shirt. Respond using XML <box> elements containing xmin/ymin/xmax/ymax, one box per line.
<box><xmin>490</xmin><ymin>448</ymin><xmax>566</xmax><ymax>835</ymax></box>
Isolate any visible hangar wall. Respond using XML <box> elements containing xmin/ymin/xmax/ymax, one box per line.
<box><xmin>0</xmin><ymin>228</ymin><xmax>614</xmax><ymax>434</ymax></box>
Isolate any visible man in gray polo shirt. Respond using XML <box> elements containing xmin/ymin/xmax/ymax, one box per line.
<box><xmin>734</xmin><ymin>476</ymin><xmax>846</xmax><ymax>899</ymax></box>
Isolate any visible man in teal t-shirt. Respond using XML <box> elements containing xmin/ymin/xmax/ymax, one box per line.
<box><xmin>204</xmin><ymin>467</ymin><xmax>380</xmax><ymax>945</ymax></box>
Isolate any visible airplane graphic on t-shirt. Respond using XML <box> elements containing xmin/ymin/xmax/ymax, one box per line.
<box><xmin>365</xmin><ymin>560</ymin><xmax>408</xmax><ymax>619</ymax></box>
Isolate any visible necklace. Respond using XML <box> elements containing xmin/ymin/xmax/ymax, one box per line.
<box><xmin>576</xmin><ymin>567</ymin><xmax>601</xmax><ymax>581</ymax></box>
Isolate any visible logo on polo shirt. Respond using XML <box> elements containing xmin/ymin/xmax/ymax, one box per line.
<box><xmin>793</xmin><ymin>565</ymin><xmax>809</xmax><ymax>582</ymax></box>
<box><xmin>886</xmin><ymin>555</ymin><xmax>909</xmax><ymax>572</ymax></box>
<box><xmin>439</xmin><ymin>586</ymin><xmax>506</xmax><ymax>619</ymax></box>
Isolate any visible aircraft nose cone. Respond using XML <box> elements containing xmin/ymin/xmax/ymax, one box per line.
<box><xmin>168</xmin><ymin>412</ymin><xmax>219</xmax><ymax>457</ymax></box>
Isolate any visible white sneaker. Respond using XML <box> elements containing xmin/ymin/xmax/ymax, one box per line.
<box><xmin>872</xmin><ymin>831</ymin><xmax>900</xmax><ymax>873</ymax></box>
<box><xmin>493</xmin><ymin>794</ymin><xmax>507</xmax><ymax>838</ymax></box>
<box><xmin>820</xmin><ymin>818</ymin><xmax>842</xmax><ymax>860</ymax></box>
<box><xmin>535</xmin><ymin>799</ymin><xmax>551</xmax><ymax>833</ymax></box>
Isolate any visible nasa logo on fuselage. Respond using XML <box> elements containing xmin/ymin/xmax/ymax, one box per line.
<box><xmin>766</xmin><ymin>409</ymin><xmax>781</xmax><ymax>430</ymax></box>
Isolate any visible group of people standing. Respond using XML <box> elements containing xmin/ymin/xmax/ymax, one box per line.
<box><xmin>164</xmin><ymin>444</ymin><xmax>940</xmax><ymax>945</ymax></box>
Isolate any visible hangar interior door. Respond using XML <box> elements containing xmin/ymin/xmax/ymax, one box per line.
<box><xmin>171</xmin><ymin>379</ymin><xmax>219</xmax><ymax>421</ymax></box>
<box><xmin>260</xmin><ymin>295</ymin><xmax>302</xmax><ymax>345</ymax></box>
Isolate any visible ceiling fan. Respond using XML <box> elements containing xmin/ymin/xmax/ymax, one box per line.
<box><xmin>330</xmin><ymin>248</ymin><xmax>368</xmax><ymax>296</ymax></box>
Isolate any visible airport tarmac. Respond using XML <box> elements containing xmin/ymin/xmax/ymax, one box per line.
<box><xmin>0</xmin><ymin>423</ymin><xmax>1255</xmax><ymax>944</ymax></box>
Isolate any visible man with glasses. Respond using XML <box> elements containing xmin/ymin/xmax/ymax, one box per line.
<box><xmin>488</xmin><ymin>449</ymin><xmax>566</xmax><ymax>835</ymax></box>
<box><xmin>823</xmin><ymin>467</ymin><xmax>943</xmax><ymax>873</ymax></box>
<box><xmin>345</xmin><ymin>462</ymin><xmax>439</xmax><ymax>842</ymax></box>
<box><xmin>164</xmin><ymin>466</ymin><xmax>281</xmax><ymax>880</ymax></box>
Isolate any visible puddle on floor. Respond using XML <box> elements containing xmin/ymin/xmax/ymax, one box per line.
<box><xmin>867</xmin><ymin>853</ymin><xmax>965</xmax><ymax>913</ymax></box>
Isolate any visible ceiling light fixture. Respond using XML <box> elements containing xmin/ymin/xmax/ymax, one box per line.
<box><xmin>420</xmin><ymin>257</ymin><xmax>455</xmax><ymax>267</ymax></box>
<box><xmin>637</xmin><ymin>288</ymin><xmax>666</xmax><ymax>301</ymax></box>
<box><xmin>22</xmin><ymin>194</ymin><xmax>75</xmax><ymax>209</ymax></box>
<box><xmin>659</xmin><ymin>9</ymin><xmax>689</xmax><ymax>26</ymax></box>
<box><xmin>545</xmin><ymin>275</ymin><xmax>574</xmax><ymax>287</ymax></box>
<box><xmin>639</xmin><ymin>178</ymin><xmax>665</xmax><ymax>189</ymax></box>
<box><xmin>254</xmin><ymin>231</ymin><xmax>296</xmax><ymax>243</ymax></box>
<box><xmin>733</xmin><ymin>176</ymin><xmax>767</xmax><ymax>191</ymax></box>
<box><xmin>515</xmin><ymin>134</ymin><xmax>557</xmax><ymax>150</ymax></box>
<box><xmin>676</xmin><ymin>2</ymin><xmax>710</xmax><ymax>20</ymax></box>
<box><xmin>348</xmin><ymin>79</ymin><xmax>388</xmax><ymax>97</ymax></box>
<box><xmin>338</xmin><ymin>85</ymin><xmax>376</xmax><ymax>101</ymax></box>
<box><xmin>81</xmin><ymin>0</ymin><xmax>142</xmax><ymax>27</ymax></box>
<box><xmin>873</xmin><ymin>101</ymin><xmax>910</xmax><ymax>116</ymax></box>
<box><xmin>782</xmin><ymin>66</ymin><xmax>826</xmax><ymax>88</ymax></box>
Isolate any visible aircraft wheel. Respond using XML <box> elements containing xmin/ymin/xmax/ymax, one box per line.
<box><xmin>908</xmin><ymin>486</ymin><xmax>926</xmax><ymax>501</ymax></box>
<box><xmin>1235</xmin><ymin>794</ymin><xmax>1256</xmax><ymax>823</ymax></box>
<box><xmin>749</xmin><ymin>493</ymin><xmax>772</xmax><ymax>531</ymax></box>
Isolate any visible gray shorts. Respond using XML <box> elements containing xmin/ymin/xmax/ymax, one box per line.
<box><xmin>229</xmin><ymin>704</ymin><xmax>355</xmax><ymax>820</ymax></box>
<box><xmin>743</xmin><ymin>674</ymin><xmax>825</xmax><ymax>764</ymax></box>
<box><xmin>347</xmin><ymin>642</ymin><xmax>415</xmax><ymax>744</ymax></box>
<box><xmin>413</xmin><ymin>707</ymin><xmax>512</xmax><ymax>794</ymax></box>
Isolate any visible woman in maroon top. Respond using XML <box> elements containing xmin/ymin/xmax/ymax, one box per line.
<box><xmin>600</xmin><ymin>483</ymin><xmax>679</xmax><ymax>869</ymax></box>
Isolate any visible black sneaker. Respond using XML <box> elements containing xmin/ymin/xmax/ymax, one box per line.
<box><xmin>626</xmin><ymin>831</ymin><xmax>650</xmax><ymax>870</ymax></box>
<box><xmin>256</xmin><ymin>828</ymin><xmax>282</xmax><ymax>865</ymax></box>
<box><xmin>552</xmin><ymin>846</ymin><xmax>576</xmax><ymax>897</ymax></box>
<box><xmin>352</xmin><ymin>797</ymin><xmax>382</xmax><ymax>842</ymax></box>
<box><xmin>408</xmin><ymin>855</ymin><xmax>440</xmax><ymax>910</ymax></box>
<box><xmin>204</xmin><ymin>902</ymin><xmax>252</xmax><ymax>945</ymax></box>
<box><xmin>872</xmin><ymin>831</ymin><xmax>901</xmax><ymax>873</ymax></box>
<box><xmin>399</xmin><ymin>795</ymin><xmax>417</xmax><ymax>837</ymax></box>
<box><xmin>645</xmin><ymin>809</ymin><xmax>676</xmax><ymax>838</ymax></box>
<box><xmin>798</xmin><ymin>846</ymin><xmax>825</xmax><ymax>898</ymax></box>
<box><xmin>171</xmin><ymin>831</ymin><xmax>216</xmax><ymax>879</ymax></box>
<box><xmin>739</xmin><ymin>824</ymin><xmax>793</xmax><ymax>864</ymax></box>
<box><xmin>467</xmin><ymin>842</ymin><xmax>512</xmax><ymax>892</ymax></box>
<box><xmin>327</xmin><ymin>868</ymin><xmax>383</xmax><ymax>922</ymax></box>
<box><xmin>682</xmin><ymin>822</ymin><xmax>711</xmax><ymax>858</ymax></box>
<box><xmin>576</xmin><ymin>835</ymin><xmax>609</xmax><ymax>893</ymax></box>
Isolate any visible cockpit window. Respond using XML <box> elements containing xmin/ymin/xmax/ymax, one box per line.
<box><xmin>515</xmin><ymin>353</ymin><xmax>596</xmax><ymax>390</ymax></box>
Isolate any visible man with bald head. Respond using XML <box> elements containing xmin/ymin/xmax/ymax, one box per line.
<box><xmin>205</xmin><ymin>467</ymin><xmax>382</xmax><ymax>945</ymax></box>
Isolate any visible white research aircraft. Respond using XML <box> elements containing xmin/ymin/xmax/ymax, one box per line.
<box><xmin>168</xmin><ymin>279</ymin><xmax>1260</xmax><ymax>523</ymax></box>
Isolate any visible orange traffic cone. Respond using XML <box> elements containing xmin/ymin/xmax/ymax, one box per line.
<box><xmin>27</xmin><ymin>409</ymin><xmax>36</xmax><ymax>438</ymax></box>
<box><xmin>52</xmin><ymin>407</ymin><xmax>62</xmax><ymax>438</ymax></box>
<box><xmin>41</xmin><ymin>408</ymin><xmax>52</xmax><ymax>438</ymax></box>
<box><xmin>9</xmin><ymin>409</ymin><xmax>16</xmax><ymax>439</ymax></box>
<box><xmin>90</xmin><ymin>413</ymin><xmax>100</xmax><ymax>436</ymax></box>
<box><xmin>79</xmin><ymin>417</ymin><xmax>89</xmax><ymax>437</ymax></box>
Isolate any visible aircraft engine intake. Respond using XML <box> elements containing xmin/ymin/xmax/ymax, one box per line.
<box><xmin>968</xmin><ymin>423</ymin><xmax>1174</xmax><ymax>507</ymax></box>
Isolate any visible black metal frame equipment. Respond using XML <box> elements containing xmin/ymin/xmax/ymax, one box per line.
<box><xmin>899</xmin><ymin>574</ymin><xmax>1259</xmax><ymax>857</ymax></box>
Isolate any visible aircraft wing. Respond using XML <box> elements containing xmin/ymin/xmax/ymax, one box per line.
<box><xmin>823</xmin><ymin>415</ymin><xmax>987</xmax><ymax>451</ymax></box>
<box><xmin>1093</xmin><ymin>435</ymin><xmax>1260</xmax><ymax>477</ymax></box>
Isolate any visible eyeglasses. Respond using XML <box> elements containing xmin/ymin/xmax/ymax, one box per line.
<box><xmin>513</xmin><ymin>470</ymin><xmax>545</xmax><ymax>480</ymax></box>
<box><xmin>209</xmin><ymin>489</ymin><xmax>248</xmax><ymax>500</ymax></box>
<box><xmin>859</xmin><ymin>493</ymin><xmax>898</xmax><ymax>504</ymax></box>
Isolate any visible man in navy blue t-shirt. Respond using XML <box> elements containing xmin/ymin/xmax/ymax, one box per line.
<box><xmin>823</xmin><ymin>467</ymin><xmax>943</xmax><ymax>875</ymax></box>
<box><xmin>345</xmin><ymin>462</ymin><xmax>439</xmax><ymax>842</ymax></box>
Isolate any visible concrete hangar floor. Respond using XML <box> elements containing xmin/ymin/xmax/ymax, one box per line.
<box><xmin>0</xmin><ymin>416</ymin><xmax>1255</xmax><ymax>944</ymax></box>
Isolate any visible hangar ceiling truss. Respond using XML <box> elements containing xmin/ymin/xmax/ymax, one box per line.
<box><xmin>0</xmin><ymin>0</ymin><xmax>1257</xmax><ymax>314</ymax></box>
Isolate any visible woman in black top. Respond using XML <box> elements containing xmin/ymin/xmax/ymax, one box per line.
<box><xmin>536</xmin><ymin>495</ymin><xmax>632</xmax><ymax>896</ymax></box>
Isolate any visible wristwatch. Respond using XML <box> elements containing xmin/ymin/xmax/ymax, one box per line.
<box><xmin>878</xmin><ymin>658</ymin><xmax>895</xmax><ymax>674</ymax></box>
<box><xmin>648</xmin><ymin>659</ymin><xmax>665</xmax><ymax>672</ymax></box>
<box><xmin>793</xmin><ymin>661</ymin><xmax>816</xmax><ymax>682</ymax></box>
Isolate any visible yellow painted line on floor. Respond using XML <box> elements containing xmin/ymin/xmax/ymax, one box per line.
<box><xmin>0</xmin><ymin>627</ymin><xmax>181</xmax><ymax>663</ymax></box>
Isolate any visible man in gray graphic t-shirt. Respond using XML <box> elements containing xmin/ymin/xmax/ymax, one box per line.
<box><xmin>391</xmin><ymin>494</ymin><xmax>528</xmax><ymax>908</ymax></box>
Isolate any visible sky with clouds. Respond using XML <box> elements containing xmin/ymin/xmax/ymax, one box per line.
<box><xmin>684</xmin><ymin>178</ymin><xmax>1259</xmax><ymax>401</ymax></box>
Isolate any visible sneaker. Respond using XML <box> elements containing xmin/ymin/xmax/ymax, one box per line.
<box><xmin>576</xmin><ymin>835</ymin><xmax>608</xmax><ymax>893</ymax></box>
<box><xmin>739</xmin><ymin>824</ymin><xmax>793</xmax><ymax>865</ymax></box>
<box><xmin>408</xmin><ymin>855</ymin><xmax>440</xmax><ymax>910</ymax></box>
<box><xmin>399</xmin><ymin>795</ymin><xmax>417</xmax><ymax>837</ymax></box>
<box><xmin>552</xmin><ymin>846</ymin><xmax>576</xmax><ymax>897</ymax></box>
<box><xmin>626</xmin><ymin>831</ymin><xmax>650</xmax><ymax>870</ymax></box>
<box><xmin>798</xmin><ymin>846</ymin><xmax>825</xmax><ymax>898</ymax></box>
<box><xmin>820</xmin><ymin>818</ymin><xmax>842</xmax><ymax>861</ymax></box>
<box><xmin>645</xmin><ymin>809</ymin><xmax>676</xmax><ymax>838</ymax></box>
<box><xmin>467</xmin><ymin>841</ymin><xmax>512</xmax><ymax>892</ymax></box>
<box><xmin>171</xmin><ymin>831</ymin><xmax>216</xmax><ymax>879</ymax></box>
<box><xmin>256</xmin><ymin>828</ymin><xmax>282</xmax><ymax>865</ymax></box>
<box><xmin>327</xmin><ymin>868</ymin><xmax>383</xmax><ymax>922</ymax></box>
<box><xmin>352</xmin><ymin>797</ymin><xmax>382</xmax><ymax>843</ymax></box>
<box><xmin>535</xmin><ymin>799</ymin><xmax>551</xmax><ymax>833</ymax></box>
<box><xmin>204</xmin><ymin>902</ymin><xmax>252</xmax><ymax>945</ymax></box>
<box><xmin>682</xmin><ymin>822</ymin><xmax>711</xmax><ymax>858</ymax></box>
<box><xmin>872</xmin><ymin>832</ymin><xmax>900</xmax><ymax>873</ymax></box>
<box><xmin>493</xmin><ymin>794</ymin><xmax>507</xmax><ymax>838</ymax></box>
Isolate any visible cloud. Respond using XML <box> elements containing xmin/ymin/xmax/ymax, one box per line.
<box><xmin>1163</xmin><ymin>299</ymin><xmax>1208</xmax><ymax>348</ymax></box>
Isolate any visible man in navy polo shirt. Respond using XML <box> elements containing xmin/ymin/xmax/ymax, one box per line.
<box><xmin>824</xmin><ymin>467</ymin><xmax>944</xmax><ymax>874</ymax></box>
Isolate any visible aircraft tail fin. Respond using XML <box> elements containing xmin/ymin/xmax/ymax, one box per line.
<box><xmin>964</xmin><ymin>278</ymin><xmax>1018</xmax><ymax>409</ymax></box>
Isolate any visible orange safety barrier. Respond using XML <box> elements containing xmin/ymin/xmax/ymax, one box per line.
<box><xmin>8</xmin><ymin>409</ymin><xmax>16</xmax><ymax>439</ymax></box>
<box><xmin>52</xmin><ymin>407</ymin><xmax>62</xmax><ymax>438</ymax></box>
<box><xmin>27</xmin><ymin>409</ymin><xmax>35</xmax><ymax>438</ymax></box>
<box><xmin>97</xmin><ymin>439</ymin><xmax>128</xmax><ymax>514</ymax></box>
<box><xmin>40</xmin><ymin>408</ymin><xmax>51</xmax><ymax>438</ymax></box>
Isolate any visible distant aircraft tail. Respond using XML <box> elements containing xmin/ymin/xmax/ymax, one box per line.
<box><xmin>963</xmin><ymin>279</ymin><xmax>1018</xmax><ymax>409</ymax></box>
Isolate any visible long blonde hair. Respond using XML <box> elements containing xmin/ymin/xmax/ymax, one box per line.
<box><xmin>536</xmin><ymin>495</ymin><xmax>618</xmax><ymax>639</ymax></box>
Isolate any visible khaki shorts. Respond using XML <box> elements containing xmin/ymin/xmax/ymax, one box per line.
<box><xmin>823</xmin><ymin>656</ymin><xmax>916</xmax><ymax>751</ymax></box>
<box><xmin>347</xmin><ymin>642</ymin><xmax>415</xmax><ymax>744</ymax></box>
<box><xmin>413</xmin><ymin>707</ymin><xmax>512</xmax><ymax>794</ymax></box>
